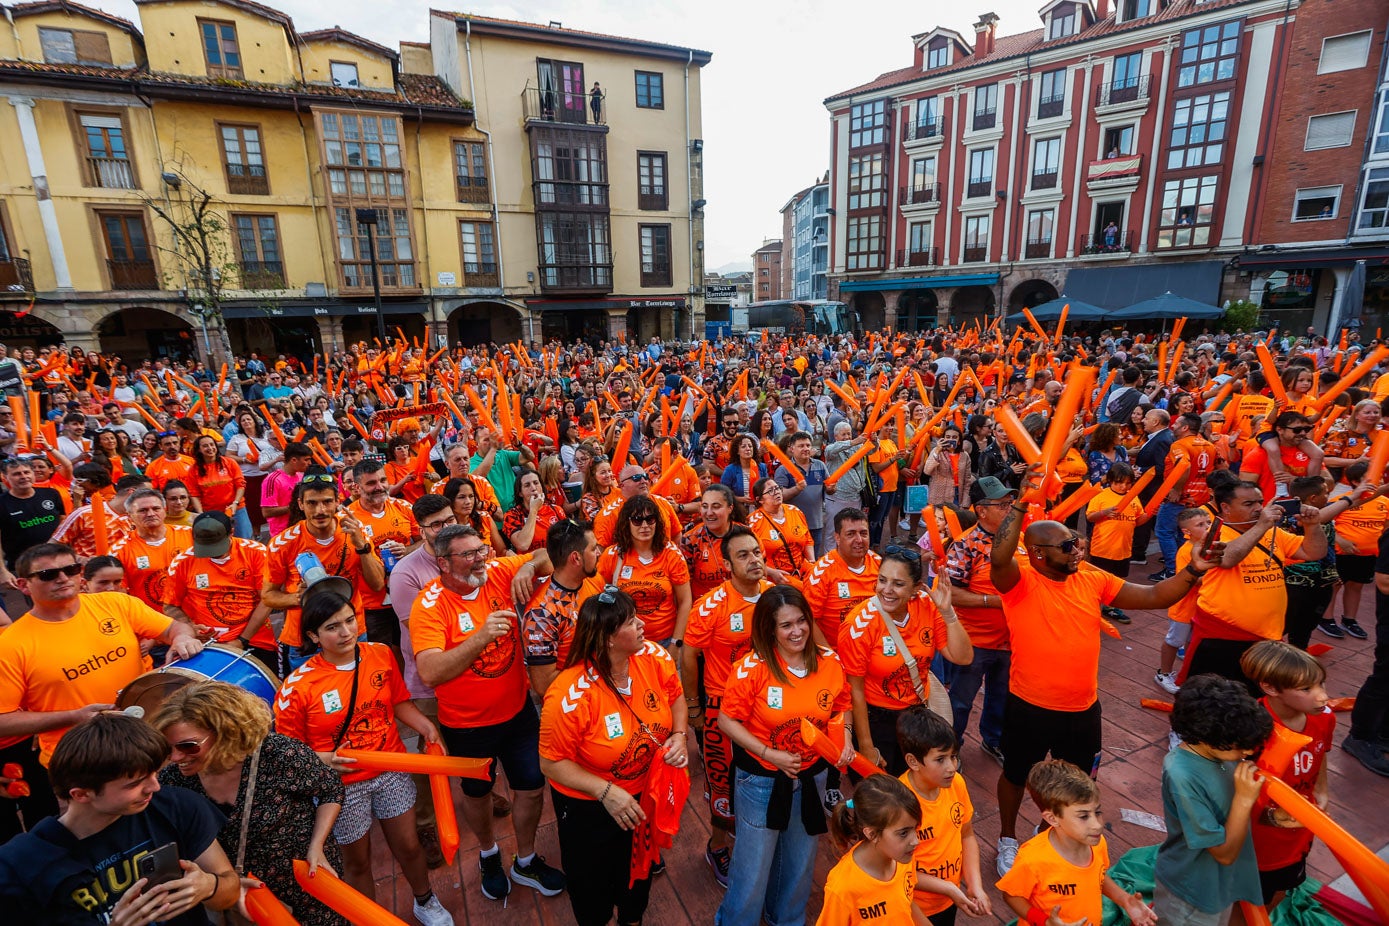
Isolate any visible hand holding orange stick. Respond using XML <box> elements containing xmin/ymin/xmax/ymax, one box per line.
<box><xmin>824</xmin><ymin>439</ymin><xmax>875</xmax><ymax>491</ymax></box>
<box><xmin>334</xmin><ymin>749</ymin><xmax>491</xmax><ymax>779</ymax></box>
<box><xmin>650</xmin><ymin>455</ymin><xmax>690</xmax><ymax>496</ymax></box>
<box><xmin>762</xmin><ymin>440</ymin><xmax>799</xmax><ymax>477</ymax></box>
<box><xmin>1111</xmin><ymin>468</ymin><xmax>1157</xmax><ymax>516</ymax></box>
<box><xmin>799</xmin><ymin>718</ymin><xmax>881</xmax><ymax>778</ymax></box>
<box><xmin>992</xmin><ymin>405</ymin><xmax>1042</xmax><ymax>464</ymax></box>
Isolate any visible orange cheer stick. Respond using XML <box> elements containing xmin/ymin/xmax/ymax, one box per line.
<box><xmin>1313</xmin><ymin>344</ymin><xmax>1389</xmax><ymax>412</ymax></box>
<box><xmin>1262</xmin><ymin>774</ymin><xmax>1389</xmax><ymax>922</ymax></box>
<box><xmin>1054</xmin><ymin>304</ymin><xmax>1069</xmax><ymax>345</ymax></box>
<box><xmin>1255</xmin><ymin>722</ymin><xmax>1311</xmax><ymax>779</ymax></box>
<box><xmin>941</xmin><ymin>505</ymin><xmax>964</xmax><ymax>543</ymax></box>
<box><xmin>824</xmin><ymin>378</ymin><xmax>861</xmax><ymax>411</ymax></box>
<box><xmin>90</xmin><ymin>500</ymin><xmax>111</xmax><ymax>556</ymax></box>
<box><xmin>1143</xmin><ymin>458</ymin><xmax>1191</xmax><ymax>518</ymax></box>
<box><xmin>1327</xmin><ymin>697</ymin><xmax>1355</xmax><ymax>712</ymax></box>
<box><xmin>334</xmin><ymin>749</ymin><xmax>492</xmax><ymax>780</ymax></box>
<box><xmin>762</xmin><ymin>440</ymin><xmax>799</xmax><ymax>478</ymax></box>
<box><xmin>1021</xmin><ymin>307</ymin><xmax>1048</xmax><ymax>340</ymax></box>
<box><xmin>1238</xmin><ymin>902</ymin><xmax>1273</xmax><ymax>926</ymax></box>
<box><xmin>461</xmin><ymin>385</ymin><xmax>501</xmax><ymax>437</ymax></box>
<box><xmin>825</xmin><ymin>440</ymin><xmax>875</xmax><ymax>490</ymax></box>
<box><xmin>992</xmin><ymin>404</ymin><xmax>1042</xmax><ymax>464</ymax></box>
<box><xmin>799</xmin><ymin>718</ymin><xmax>881</xmax><ymax>779</ymax></box>
<box><xmin>1039</xmin><ymin>367</ymin><xmax>1096</xmax><ymax>474</ymax></box>
<box><xmin>292</xmin><ymin>860</ymin><xmax>408</xmax><ymax>926</ymax></box>
<box><xmin>922</xmin><ymin>506</ymin><xmax>946</xmax><ymax>559</ymax></box>
<box><xmin>7</xmin><ymin>396</ymin><xmax>27</xmax><ymax>450</ymax></box>
<box><xmin>1140</xmin><ymin>698</ymin><xmax>1173</xmax><ymax>712</ymax></box>
<box><xmin>612</xmin><ymin>421</ymin><xmax>634</xmax><ymax>469</ymax></box>
<box><xmin>1110</xmin><ymin>468</ymin><xmax>1156</xmax><ymax>519</ymax></box>
<box><xmin>425</xmin><ymin>743</ymin><xmax>460</xmax><ymax>865</ymax></box>
<box><xmin>1047</xmin><ymin>480</ymin><xmax>1102</xmax><ymax>523</ymax></box>
<box><xmin>1367</xmin><ymin>431</ymin><xmax>1389</xmax><ymax>485</ymax></box>
<box><xmin>27</xmin><ymin>389</ymin><xmax>41</xmax><ymax>442</ymax></box>
<box><xmin>1100</xmin><ymin>618</ymin><xmax>1122</xmax><ymax>639</ymax></box>
<box><xmin>1255</xmin><ymin>343</ymin><xmax>1289</xmax><ymax>407</ymax></box>
<box><xmin>650</xmin><ymin>454</ymin><xmax>690</xmax><ymax>496</ymax></box>
<box><xmin>244</xmin><ymin>877</ymin><xmax>301</xmax><ymax>926</ymax></box>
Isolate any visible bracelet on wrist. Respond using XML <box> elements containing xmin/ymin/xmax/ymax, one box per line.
<box><xmin>599</xmin><ymin>781</ymin><xmax>613</xmax><ymax>802</ymax></box>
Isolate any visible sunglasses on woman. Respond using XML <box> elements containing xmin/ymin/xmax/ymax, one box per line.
<box><xmin>629</xmin><ymin>514</ymin><xmax>658</xmax><ymax>526</ymax></box>
<box><xmin>883</xmin><ymin>544</ymin><xmax>922</xmax><ymax>563</ymax></box>
<box><xmin>169</xmin><ymin>735</ymin><xmax>211</xmax><ymax>756</ymax></box>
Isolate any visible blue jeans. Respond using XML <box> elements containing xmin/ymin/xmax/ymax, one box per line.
<box><xmin>232</xmin><ymin>506</ymin><xmax>253</xmax><ymax>539</ymax></box>
<box><xmin>948</xmin><ymin>647</ymin><xmax>1010</xmax><ymax>749</ymax></box>
<box><xmin>716</xmin><ymin>768</ymin><xmax>824</xmax><ymax>926</ymax></box>
<box><xmin>1155</xmin><ymin>501</ymin><xmax>1182</xmax><ymax>573</ymax></box>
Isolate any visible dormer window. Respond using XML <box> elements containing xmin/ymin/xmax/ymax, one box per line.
<box><xmin>1119</xmin><ymin>0</ymin><xmax>1156</xmax><ymax>21</ymax></box>
<box><xmin>927</xmin><ymin>42</ymin><xmax>949</xmax><ymax>69</ymax></box>
<box><xmin>38</xmin><ymin>27</ymin><xmax>112</xmax><ymax>66</ymax></box>
<box><xmin>331</xmin><ymin>61</ymin><xmax>360</xmax><ymax>88</ymax></box>
<box><xmin>1048</xmin><ymin>3</ymin><xmax>1078</xmax><ymax>39</ymax></box>
<box><xmin>199</xmin><ymin>19</ymin><xmax>243</xmax><ymax>80</ymax></box>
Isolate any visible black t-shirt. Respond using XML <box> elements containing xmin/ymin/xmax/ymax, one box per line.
<box><xmin>0</xmin><ymin>488</ymin><xmax>65</xmax><ymax>568</ymax></box>
<box><xmin>0</xmin><ymin>786</ymin><xmax>224</xmax><ymax>925</ymax></box>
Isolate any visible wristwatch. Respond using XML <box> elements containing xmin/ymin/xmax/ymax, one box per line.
<box><xmin>354</xmin><ymin>543</ymin><xmax>372</xmax><ymax>555</ymax></box>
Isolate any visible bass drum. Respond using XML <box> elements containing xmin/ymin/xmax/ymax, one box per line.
<box><xmin>117</xmin><ymin>644</ymin><xmax>281</xmax><ymax>718</ymax></box>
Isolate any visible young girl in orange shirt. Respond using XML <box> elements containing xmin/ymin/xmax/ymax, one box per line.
<box><xmin>817</xmin><ymin>775</ymin><xmax>931</xmax><ymax>926</ymax></box>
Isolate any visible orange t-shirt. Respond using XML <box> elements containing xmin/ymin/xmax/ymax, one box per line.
<box><xmin>348</xmin><ymin>498</ymin><xmax>420</xmax><ymax>610</ymax></box>
<box><xmin>266</xmin><ymin>524</ymin><xmax>373</xmax><ymax>647</ymax></box>
<box><xmin>145</xmin><ymin>454</ymin><xmax>194</xmax><ymax>491</ymax></box>
<box><xmin>803</xmin><ymin>550</ymin><xmax>882</xmax><ymax>645</ymax></box>
<box><xmin>273</xmin><ymin>642</ymin><xmax>411</xmax><ymax>784</ymax></box>
<box><xmin>901</xmin><ymin>770</ymin><xmax>975</xmax><ymax>915</ymax></box>
<box><xmin>816</xmin><ymin>851</ymin><xmax>918</xmax><ymax>926</ymax></box>
<box><xmin>597</xmin><ymin>543</ymin><xmax>690</xmax><ymax>642</ymax></box>
<box><xmin>870</xmin><ymin>438</ymin><xmax>900</xmax><ymax>494</ymax></box>
<box><xmin>185</xmin><ymin>459</ymin><xmax>245</xmax><ymax>512</ymax></box>
<box><xmin>0</xmin><ymin>593</ymin><xmax>171</xmax><ymax>763</ymax></box>
<box><xmin>1232</xmin><ymin>394</ymin><xmax>1275</xmax><ymax>440</ymax></box>
<box><xmin>1085</xmin><ymin>487</ymin><xmax>1142</xmax><ymax>562</ymax></box>
<box><xmin>650</xmin><ymin>459</ymin><xmax>700</xmax><ymax>525</ymax></box>
<box><xmin>1333</xmin><ymin>494</ymin><xmax>1389</xmax><ymax>556</ymax></box>
<box><xmin>592</xmin><ymin>494</ymin><xmax>682</xmax><ymax>548</ymax></box>
<box><xmin>684</xmin><ymin>580</ymin><xmax>773</xmax><ymax>696</ymax></box>
<box><xmin>521</xmin><ymin>572</ymin><xmax>605</xmax><ymax>670</ymax></box>
<box><xmin>409</xmin><ymin>555</ymin><xmax>530</xmax><ymax>728</ymax></box>
<box><xmin>999</xmin><ymin>563</ymin><xmax>1124</xmax><ymax>711</ymax></box>
<box><xmin>748</xmin><ymin>505</ymin><xmax>814</xmax><ymax>580</ymax></box>
<box><xmin>837</xmin><ymin>594</ymin><xmax>951</xmax><ymax>710</ymax></box>
<box><xmin>385</xmin><ymin>460</ymin><xmax>425</xmax><ymax>504</ymax></box>
<box><xmin>112</xmin><ymin>526</ymin><xmax>192</xmax><ymax>612</ymax></box>
<box><xmin>1169</xmin><ymin>542</ymin><xmax>1198</xmax><ymax>625</ymax></box>
<box><xmin>1167</xmin><ymin>435</ymin><xmax>1220</xmax><ymax>507</ymax></box>
<box><xmin>720</xmin><ymin>646</ymin><xmax>851</xmax><ymax>771</ymax></box>
<box><xmin>680</xmin><ymin>524</ymin><xmax>734</xmax><ymax>601</ymax></box>
<box><xmin>539</xmin><ymin>641</ymin><xmax>681</xmax><ymax>799</ymax></box>
<box><xmin>1057</xmin><ymin>447</ymin><xmax>1088</xmax><ymax>485</ymax></box>
<box><xmin>943</xmin><ymin>527</ymin><xmax>1010</xmax><ymax>651</ymax></box>
<box><xmin>1197</xmin><ymin>525</ymin><xmax>1306</xmax><ymax>640</ymax></box>
<box><xmin>995</xmin><ymin>831</ymin><xmax>1110</xmax><ymax>926</ymax></box>
<box><xmin>166</xmin><ymin>539</ymin><xmax>276</xmax><ymax>649</ymax></box>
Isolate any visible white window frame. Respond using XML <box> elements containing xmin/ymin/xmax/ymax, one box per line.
<box><xmin>1374</xmin><ymin>93</ymin><xmax>1389</xmax><ymax>157</ymax></box>
<box><xmin>1305</xmin><ymin>111</ymin><xmax>1357</xmax><ymax>151</ymax></box>
<box><xmin>1318</xmin><ymin>31</ymin><xmax>1372</xmax><ymax>75</ymax></box>
<box><xmin>927</xmin><ymin>45</ymin><xmax>948</xmax><ymax>69</ymax></box>
<box><xmin>1292</xmin><ymin>186</ymin><xmax>1342</xmax><ymax>222</ymax></box>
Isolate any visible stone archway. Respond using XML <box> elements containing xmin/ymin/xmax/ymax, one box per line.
<box><xmin>1008</xmin><ymin>279</ymin><xmax>1058</xmax><ymax>313</ymax></box>
<box><xmin>448</xmin><ymin>301</ymin><xmax>524</xmax><ymax>348</ymax></box>
<box><xmin>949</xmin><ymin>285</ymin><xmax>997</xmax><ymax>328</ymax></box>
<box><xmin>852</xmin><ymin>292</ymin><xmax>886</xmax><ymax>332</ymax></box>
<box><xmin>0</xmin><ymin>309</ymin><xmax>64</xmax><ymax>349</ymax></box>
<box><xmin>97</xmin><ymin>306</ymin><xmax>197</xmax><ymax>363</ymax></box>
<box><xmin>896</xmin><ymin>290</ymin><xmax>939</xmax><ymax>332</ymax></box>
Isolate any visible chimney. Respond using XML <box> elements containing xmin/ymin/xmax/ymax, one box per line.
<box><xmin>974</xmin><ymin>13</ymin><xmax>1000</xmax><ymax>57</ymax></box>
<box><xmin>1095</xmin><ymin>0</ymin><xmax>1111</xmax><ymax>20</ymax></box>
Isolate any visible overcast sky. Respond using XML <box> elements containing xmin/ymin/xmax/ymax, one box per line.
<box><xmin>103</xmin><ymin>0</ymin><xmax>1049</xmax><ymax>271</ymax></box>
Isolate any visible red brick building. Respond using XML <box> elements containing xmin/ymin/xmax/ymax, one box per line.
<box><xmin>752</xmin><ymin>239</ymin><xmax>784</xmax><ymax>301</ymax></box>
<box><xmin>824</xmin><ymin>0</ymin><xmax>1387</xmax><ymax>333</ymax></box>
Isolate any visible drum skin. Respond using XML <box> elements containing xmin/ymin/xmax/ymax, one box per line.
<box><xmin>117</xmin><ymin>643</ymin><xmax>280</xmax><ymax>716</ymax></box>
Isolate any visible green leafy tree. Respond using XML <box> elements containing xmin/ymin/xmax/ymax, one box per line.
<box><xmin>1221</xmin><ymin>299</ymin><xmax>1260</xmax><ymax>333</ymax></box>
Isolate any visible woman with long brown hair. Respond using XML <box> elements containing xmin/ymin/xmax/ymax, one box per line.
<box><xmin>186</xmin><ymin>434</ymin><xmax>246</xmax><ymax>522</ymax></box>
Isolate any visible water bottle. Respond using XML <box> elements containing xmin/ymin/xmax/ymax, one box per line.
<box><xmin>379</xmin><ymin>545</ymin><xmax>398</xmax><ymax>573</ymax></box>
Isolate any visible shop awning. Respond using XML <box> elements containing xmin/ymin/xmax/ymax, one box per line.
<box><xmin>1107</xmin><ymin>291</ymin><xmax>1224</xmax><ymax>320</ymax></box>
<box><xmin>1237</xmin><ymin>246</ymin><xmax>1389</xmax><ymax>270</ymax></box>
<box><xmin>1063</xmin><ymin>261</ymin><xmax>1224</xmax><ymax>310</ymax></box>
<box><xmin>838</xmin><ymin>273</ymin><xmax>1000</xmax><ymax>292</ymax></box>
<box><xmin>221</xmin><ymin>302</ymin><xmax>427</xmax><ymax>319</ymax></box>
<box><xmin>1005</xmin><ymin>297</ymin><xmax>1107</xmax><ymax>324</ymax></box>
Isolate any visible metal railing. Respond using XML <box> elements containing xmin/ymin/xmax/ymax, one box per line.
<box><xmin>0</xmin><ymin>257</ymin><xmax>33</xmax><ymax>296</ymax></box>
<box><xmin>966</xmin><ymin>178</ymin><xmax>993</xmax><ymax>198</ymax></box>
<box><xmin>1032</xmin><ymin>169</ymin><xmax>1059</xmax><ymax>190</ymax></box>
<box><xmin>88</xmin><ymin>156</ymin><xmax>135</xmax><ymax>189</ymax></box>
<box><xmin>1079</xmin><ymin>229</ymin><xmax>1134</xmax><ymax>254</ymax></box>
<box><xmin>226</xmin><ymin>163</ymin><xmax>268</xmax><ymax>196</ymax></box>
<box><xmin>538</xmin><ymin>262</ymin><xmax>613</xmax><ymax>291</ymax></box>
<box><xmin>1037</xmin><ymin>94</ymin><xmax>1065</xmax><ymax>118</ymax></box>
<box><xmin>107</xmin><ymin>258</ymin><xmax>157</xmax><ymax>290</ymax></box>
<box><xmin>239</xmin><ymin>261</ymin><xmax>284</xmax><ymax>289</ymax></box>
<box><xmin>455</xmin><ymin>175</ymin><xmax>490</xmax><ymax>204</ymax></box>
<box><xmin>962</xmin><ymin>246</ymin><xmax>987</xmax><ymax>262</ymax></box>
<box><xmin>895</xmin><ymin>247</ymin><xmax>939</xmax><ymax>267</ymax></box>
<box><xmin>903</xmin><ymin>118</ymin><xmax>943</xmax><ymax>142</ymax></box>
<box><xmin>1025</xmin><ymin>238</ymin><xmax>1052</xmax><ymax>259</ymax></box>
<box><xmin>1095</xmin><ymin>75</ymin><xmax>1150</xmax><ymax>107</ymax></box>
<box><xmin>522</xmin><ymin>85</ymin><xmax>606</xmax><ymax>126</ymax></box>
<box><xmin>464</xmin><ymin>261</ymin><xmax>499</xmax><ymax>287</ymax></box>
<box><xmin>899</xmin><ymin>183</ymin><xmax>941</xmax><ymax>205</ymax></box>
<box><xmin>972</xmin><ymin>108</ymin><xmax>997</xmax><ymax>131</ymax></box>
<box><xmin>637</xmin><ymin>189</ymin><xmax>668</xmax><ymax>211</ymax></box>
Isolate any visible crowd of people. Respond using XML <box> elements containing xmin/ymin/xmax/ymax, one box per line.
<box><xmin>0</xmin><ymin>320</ymin><xmax>1384</xmax><ymax>926</ymax></box>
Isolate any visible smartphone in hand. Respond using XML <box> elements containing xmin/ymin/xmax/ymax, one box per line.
<box><xmin>136</xmin><ymin>842</ymin><xmax>182</xmax><ymax>888</ymax></box>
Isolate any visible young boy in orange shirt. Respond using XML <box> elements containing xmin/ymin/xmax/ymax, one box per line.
<box><xmin>1155</xmin><ymin>507</ymin><xmax>1210</xmax><ymax>695</ymax></box>
<box><xmin>1239</xmin><ymin>641</ymin><xmax>1335</xmax><ymax>912</ymax></box>
<box><xmin>896</xmin><ymin>705</ymin><xmax>989</xmax><ymax>925</ymax></box>
<box><xmin>1085</xmin><ymin>462</ymin><xmax>1150</xmax><ymax>624</ymax></box>
<box><xmin>997</xmin><ymin>760</ymin><xmax>1156</xmax><ymax>926</ymax></box>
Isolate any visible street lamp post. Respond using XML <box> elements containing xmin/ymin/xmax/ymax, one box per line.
<box><xmin>355</xmin><ymin>208</ymin><xmax>388</xmax><ymax>343</ymax></box>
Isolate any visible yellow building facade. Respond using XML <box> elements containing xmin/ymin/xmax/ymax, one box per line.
<box><xmin>0</xmin><ymin>0</ymin><xmax>707</xmax><ymax>360</ymax></box>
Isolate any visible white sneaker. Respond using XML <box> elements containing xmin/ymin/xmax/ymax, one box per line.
<box><xmin>898</xmin><ymin>518</ymin><xmax>912</xmax><ymax>531</ymax></box>
<box><xmin>413</xmin><ymin>893</ymin><xmax>454</xmax><ymax>926</ymax></box>
<box><xmin>1154</xmin><ymin>672</ymin><xmax>1180</xmax><ymax>696</ymax></box>
<box><xmin>996</xmin><ymin>836</ymin><xmax>1020</xmax><ymax>877</ymax></box>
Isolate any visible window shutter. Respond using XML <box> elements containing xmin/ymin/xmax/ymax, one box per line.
<box><xmin>73</xmin><ymin>31</ymin><xmax>113</xmax><ymax>65</ymax></box>
<box><xmin>1319</xmin><ymin>32</ymin><xmax>1371</xmax><ymax>74</ymax></box>
<box><xmin>1305</xmin><ymin>112</ymin><xmax>1355</xmax><ymax>150</ymax></box>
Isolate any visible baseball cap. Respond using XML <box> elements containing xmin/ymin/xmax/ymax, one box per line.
<box><xmin>192</xmin><ymin>511</ymin><xmax>232</xmax><ymax>558</ymax></box>
<box><xmin>975</xmin><ymin>477</ymin><xmax>1017</xmax><ymax>501</ymax></box>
